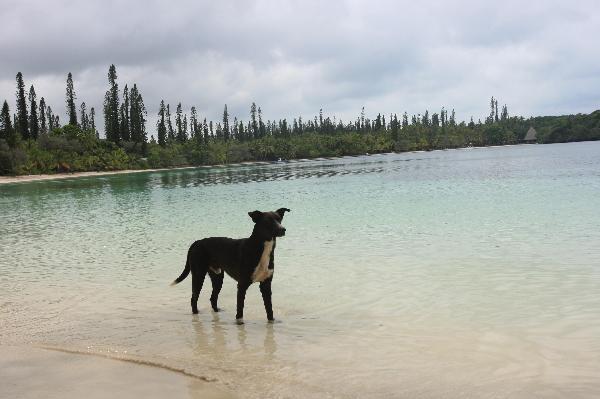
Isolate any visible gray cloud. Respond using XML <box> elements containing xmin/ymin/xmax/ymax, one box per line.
<box><xmin>1</xmin><ymin>0</ymin><xmax>599</xmax><ymax>137</ymax></box>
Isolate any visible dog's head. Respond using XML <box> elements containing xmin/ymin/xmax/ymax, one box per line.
<box><xmin>249</xmin><ymin>208</ymin><xmax>291</xmax><ymax>240</ymax></box>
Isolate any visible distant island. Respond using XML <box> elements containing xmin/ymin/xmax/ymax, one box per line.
<box><xmin>1</xmin><ymin>65</ymin><xmax>599</xmax><ymax>176</ymax></box>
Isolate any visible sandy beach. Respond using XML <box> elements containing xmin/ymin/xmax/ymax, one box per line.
<box><xmin>0</xmin><ymin>166</ymin><xmax>204</xmax><ymax>185</ymax></box>
<box><xmin>0</xmin><ymin>346</ymin><xmax>235</xmax><ymax>399</ymax></box>
<box><xmin>0</xmin><ymin>161</ymin><xmax>278</xmax><ymax>185</ymax></box>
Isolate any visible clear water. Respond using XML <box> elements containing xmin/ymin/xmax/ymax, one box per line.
<box><xmin>1</xmin><ymin>142</ymin><xmax>600</xmax><ymax>398</ymax></box>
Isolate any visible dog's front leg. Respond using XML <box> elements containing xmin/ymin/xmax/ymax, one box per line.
<box><xmin>235</xmin><ymin>282</ymin><xmax>251</xmax><ymax>324</ymax></box>
<box><xmin>259</xmin><ymin>278</ymin><xmax>274</xmax><ymax>322</ymax></box>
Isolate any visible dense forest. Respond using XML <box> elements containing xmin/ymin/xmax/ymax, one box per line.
<box><xmin>1</xmin><ymin>65</ymin><xmax>599</xmax><ymax>175</ymax></box>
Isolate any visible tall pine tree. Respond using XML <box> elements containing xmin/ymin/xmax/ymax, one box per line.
<box><xmin>80</xmin><ymin>102</ymin><xmax>89</xmax><ymax>131</ymax></box>
<box><xmin>238</xmin><ymin>120</ymin><xmax>244</xmax><ymax>141</ymax></box>
<box><xmin>1</xmin><ymin>100</ymin><xmax>18</xmax><ymax>147</ymax></box>
<box><xmin>66</xmin><ymin>72</ymin><xmax>77</xmax><ymax>126</ymax></box>
<box><xmin>250</xmin><ymin>102</ymin><xmax>258</xmax><ymax>140</ymax></box>
<box><xmin>233</xmin><ymin>117</ymin><xmax>239</xmax><ymax>139</ymax></box>
<box><xmin>47</xmin><ymin>106</ymin><xmax>55</xmax><ymax>132</ymax></box>
<box><xmin>120</xmin><ymin>85</ymin><xmax>130</xmax><ymax>141</ymax></box>
<box><xmin>190</xmin><ymin>106</ymin><xmax>198</xmax><ymax>139</ymax></box>
<box><xmin>129</xmin><ymin>84</ymin><xmax>147</xmax><ymax>146</ymax></box>
<box><xmin>500</xmin><ymin>104</ymin><xmax>508</xmax><ymax>122</ymax></box>
<box><xmin>488</xmin><ymin>96</ymin><xmax>495</xmax><ymax>124</ymax></box>
<box><xmin>15</xmin><ymin>72</ymin><xmax>29</xmax><ymax>140</ymax></box>
<box><xmin>222</xmin><ymin>104</ymin><xmax>229</xmax><ymax>141</ymax></box>
<box><xmin>183</xmin><ymin>115</ymin><xmax>188</xmax><ymax>139</ymax></box>
<box><xmin>90</xmin><ymin>107</ymin><xmax>97</xmax><ymax>137</ymax></box>
<box><xmin>157</xmin><ymin>100</ymin><xmax>167</xmax><ymax>147</ymax></box>
<box><xmin>39</xmin><ymin>97</ymin><xmax>47</xmax><ymax>135</ymax></box>
<box><xmin>176</xmin><ymin>103</ymin><xmax>186</xmax><ymax>142</ymax></box>
<box><xmin>258</xmin><ymin>107</ymin><xmax>266</xmax><ymax>138</ymax></box>
<box><xmin>203</xmin><ymin>118</ymin><xmax>209</xmax><ymax>144</ymax></box>
<box><xmin>494</xmin><ymin>99</ymin><xmax>499</xmax><ymax>123</ymax></box>
<box><xmin>166</xmin><ymin>104</ymin><xmax>174</xmax><ymax>142</ymax></box>
<box><xmin>103</xmin><ymin>65</ymin><xmax>120</xmax><ymax>142</ymax></box>
<box><xmin>28</xmin><ymin>85</ymin><xmax>39</xmax><ymax>140</ymax></box>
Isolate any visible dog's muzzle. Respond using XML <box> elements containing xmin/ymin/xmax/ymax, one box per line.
<box><xmin>275</xmin><ymin>227</ymin><xmax>286</xmax><ymax>237</ymax></box>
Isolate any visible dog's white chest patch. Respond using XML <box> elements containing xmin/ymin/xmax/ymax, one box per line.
<box><xmin>251</xmin><ymin>240</ymin><xmax>274</xmax><ymax>283</ymax></box>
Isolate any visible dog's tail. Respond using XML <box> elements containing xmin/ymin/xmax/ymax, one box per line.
<box><xmin>170</xmin><ymin>250</ymin><xmax>191</xmax><ymax>286</ymax></box>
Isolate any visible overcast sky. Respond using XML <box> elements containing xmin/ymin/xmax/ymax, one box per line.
<box><xmin>1</xmin><ymin>0</ymin><xmax>599</xmax><ymax>137</ymax></box>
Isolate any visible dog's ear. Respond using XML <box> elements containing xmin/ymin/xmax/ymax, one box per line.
<box><xmin>276</xmin><ymin>208</ymin><xmax>291</xmax><ymax>219</ymax></box>
<box><xmin>248</xmin><ymin>210</ymin><xmax>263</xmax><ymax>223</ymax></box>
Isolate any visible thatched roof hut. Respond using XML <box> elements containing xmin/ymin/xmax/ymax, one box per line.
<box><xmin>523</xmin><ymin>127</ymin><xmax>537</xmax><ymax>143</ymax></box>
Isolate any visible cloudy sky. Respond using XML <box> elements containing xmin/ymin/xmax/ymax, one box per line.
<box><xmin>1</xmin><ymin>0</ymin><xmax>599</xmax><ymax>136</ymax></box>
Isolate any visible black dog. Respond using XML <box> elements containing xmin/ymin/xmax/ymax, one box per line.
<box><xmin>171</xmin><ymin>208</ymin><xmax>290</xmax><ymax>324</ymax></box>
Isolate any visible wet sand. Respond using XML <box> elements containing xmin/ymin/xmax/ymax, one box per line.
<box><xmin>0</xmin><ymin>346</ymin><xmax>236</xmax><ymax>399</ymax></box>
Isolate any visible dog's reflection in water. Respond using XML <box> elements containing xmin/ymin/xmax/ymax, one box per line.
<box><xmin>191</xmin><ymin>314</ymin><xmax>278</xmax><ymax>358</ymax></box>
<box><xmin>190</xmin><ymin>314</ymin><xmax>226</xmax><ymax>357</ymax></box>
<box><xmin>263</xmin><ymin>323</ymin><xmax>276</xmax><ymax>357</ymax></box>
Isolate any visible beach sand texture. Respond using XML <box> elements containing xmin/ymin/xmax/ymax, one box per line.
<box><xmin>0</xmin><ymin>346</ymin><xmax>235</xmax><ymax>399</ymax></box>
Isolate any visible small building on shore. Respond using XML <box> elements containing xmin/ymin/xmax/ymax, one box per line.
<box><xmin>523</xmin><ymin>127</ymin><xmax>538</xmax><ymax>143</ymax></box>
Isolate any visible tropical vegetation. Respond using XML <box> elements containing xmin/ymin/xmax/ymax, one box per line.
<box><xmin>1</xmin><ymin>66</ymin><xmax>599</xmax><ymax>175</ymax></box>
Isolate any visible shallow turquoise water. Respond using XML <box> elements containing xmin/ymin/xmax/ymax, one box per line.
<box><xmin>2</xmin><ymin>142</ymin><xmax>600</xmax><ymax>398</ymax></box>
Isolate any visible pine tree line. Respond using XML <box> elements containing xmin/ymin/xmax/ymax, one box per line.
<box><xmin>0</xmin><ymin>65</ymin><xmax>517</xmax><ymax>153</ymax></box>
<box><xmin>1</xmin><ymin>71</ymin><xmax>97</xmax><ymax>147</ymax></box>
<box><xmin>150</xmin><ymin>99</ymin><xmax>507</xmax><ymax>145</ymax></box>
<box><xmin>102</xmin><ymin>65</ymin><xmax>147</xmax><ymax>151</ymax></box>
<box><xmin>2</xmin><ymin>64</ymin><xmax>599</xmax><ymax>174</ymax></box>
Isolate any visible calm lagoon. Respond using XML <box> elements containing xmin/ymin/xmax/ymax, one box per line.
<box><xmin>1</xmin><ymin>142</ymin><xmax>600</xmax><ymax>398</ymax></box>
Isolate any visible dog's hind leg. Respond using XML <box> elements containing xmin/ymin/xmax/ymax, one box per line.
<box><xmin>209</xmin><ymin>271</ymin><xmax>224</xmax><ymax>312</ymax></box>
<box><xmin>259</xmin><ymin>278</ymin><xmax>274</xmax><ymax>322</ymax></box>
<box><xmin>191</xmin><ymin>268</ymin><xmax>207</xmax><ymax>314</ymax></box>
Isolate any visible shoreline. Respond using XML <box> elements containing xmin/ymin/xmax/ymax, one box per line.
<box><xmin>0</xmin><ymin>345</ymin><xmax>235</xmax><ymax>399</ymax></box>
<box><xmin>0</xmin><ymin>152</ymin><xmax>373</xmax><ymax>185</ymax></box>
<box><xmin>0</xmin><ymin>165</ymin><xmax>198</xmax><ymax>185</ymax></box>
<box><xmin>0</xmin><ymin>141</ymin><xmax>581</xmax><ymax>185</ymax></box>
<box><xmin>0</xmin><ymin>161</ymin><xmax>274</xmax><ymax>185</ymax></box>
